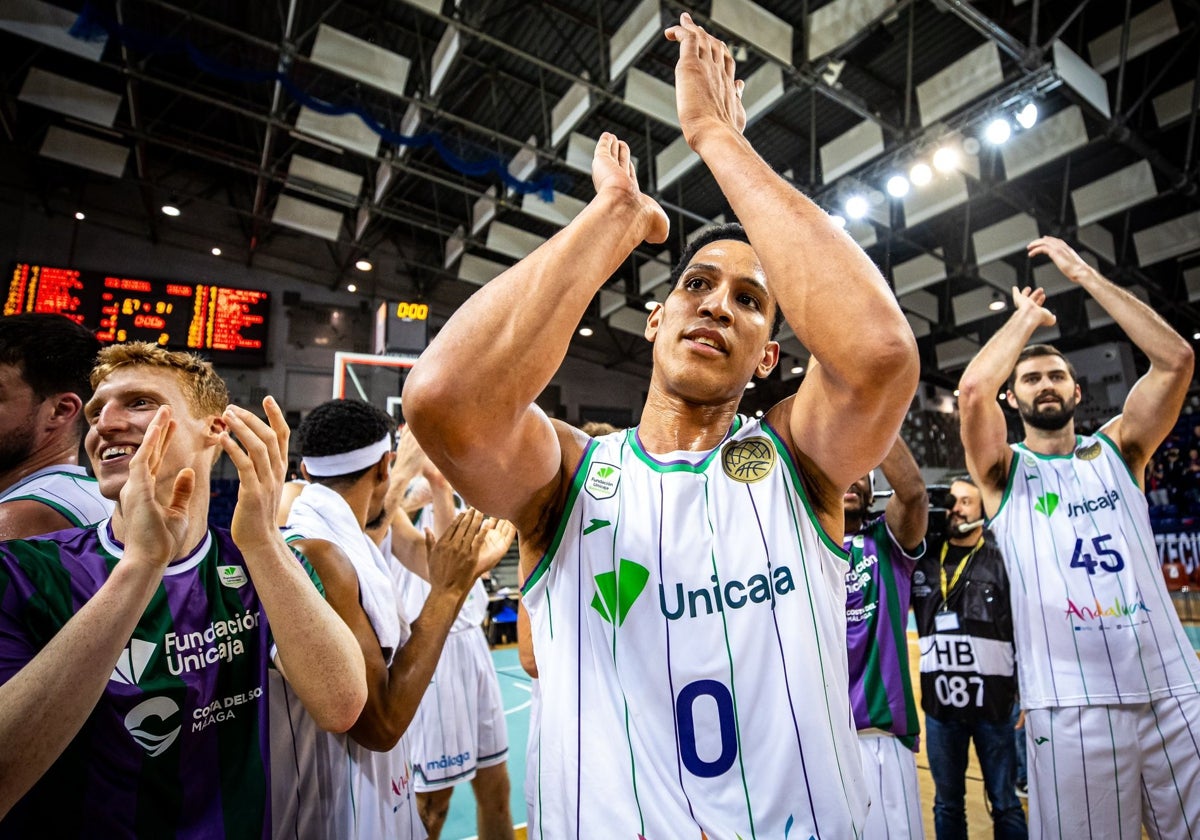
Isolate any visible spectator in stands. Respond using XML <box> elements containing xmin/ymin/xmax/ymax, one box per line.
<box><xmin>0</xmin><ymin>314</ymin><xmax>111</xmax><ymax>538</ymax></box>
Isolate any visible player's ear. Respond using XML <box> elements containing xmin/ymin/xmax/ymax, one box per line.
<box><xmin>44</xmin><ymin>392</ymin><xmax>82</xmax><ymax>429</ymax></box>
<box><xmin>755</xmin><ymin>341</ymin><xmax>779</xmax><ymax>379</ymax></box>
<box><xmin>644</xmin><ymin>304</ymin><xmax>663</xmax><ymax>342</ymax></box>
<box><xmin>1004</xmin><ymin>390</ymin><xmax>1018</xmax><ymax>410</ymax></box>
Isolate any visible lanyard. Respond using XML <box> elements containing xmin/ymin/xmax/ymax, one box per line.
<box><xmin>939</xmin><ymin>536</ymin><xmax>985</xmax><ymax>602</ymax></box>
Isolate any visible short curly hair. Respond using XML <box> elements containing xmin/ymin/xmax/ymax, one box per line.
<box><xmin>298</xmin><ymin>399</ymin><xmax>395</xmax><ymax>484</ymax></box>
<box><xmin>90</xmin><ymin>342</ymin><xmax>229</xmax><ymax>418</ymax></box>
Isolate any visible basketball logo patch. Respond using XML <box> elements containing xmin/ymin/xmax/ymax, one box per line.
<box><xmin>721</xmin><ymin>436</ymin><xmax>776</xmax><ymax>483</ymax></box>
<box><xmin>1075</xmin><ymin>441</ymin><xmax>1101</xmax><ymax>460</ymax></box>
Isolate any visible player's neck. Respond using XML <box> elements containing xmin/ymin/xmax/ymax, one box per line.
<box><xmin>638</xmin><ymin>384</ymin><xmax>741</xmax><ymax>454</ymax></box>
<box><xmin>0</xmin><ymin>439</ymin><xmax>81</xmax><ymax>495</ymax></box>
<box><xmin>1022</xmin><ymin>422</ymin><xmax>1077</xmax><ymax>456</ymax></box>
<box><xmin>844</xmin><ymin>512</ymin><xmax>865</xmax><ymax>534</ymax></box>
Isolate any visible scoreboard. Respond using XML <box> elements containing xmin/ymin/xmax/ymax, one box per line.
<box><xmin>6</xmin><ymin>263</ymin><xmax>269</xmax><ymax>362</ymax></box>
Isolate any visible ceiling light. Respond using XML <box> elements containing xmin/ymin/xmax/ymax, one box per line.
<box><xmin>1015</xmin><ymin>102</ymin><xmax>1038</xmax><ymax>130</ymax></box>
<box><xmin>355</xmin><ymin>259</ymin><xmax>373</xmax><ymax>272</ymax></box>
<box><xmin>754</xmin><ymin>409</ymin><xmax>764</xmax><ymax>417</ymax></box>
<box><xmin>988</xmin><ymin>297</ymin><xmax>1006</xmax><ymax>311</ymax></box>
<box><xmin>211</xmin><ymin>247</ymin><xmax>222</xmax><ymax>256</ymax></box>
<box><xmin>829</xmin><ymin>213</ymin><xmax>847</xmax><ymax>229</ymax></box>
<box><xmin>909</xmin><ymin>162</ymin><xmax>933</xmax><ymax>186</ymax></box>
<box><xmin>1193</xmin><ymin>332</ymin><xmax>1200</xmax><ymax>341</ymax></box>
<box><xmin>644</xmin><ymin>300</ymin><xmax>657</xmax><ymax>311</ymax></box>
<box><xmin>885</xmin><ymin>175</ymin><xmax>910</xmax><ymax>198</ymax></box>
<box><xmin>578</xmin><ymin>326</ymin><xmax>594</xmax><ymax>337</ymax></box>
<box><xmin>790</xmin><ymin>365</ymin><xmax>804</xmax><ymax>375</ymax></box>
<box><xmin>953</xmin><ymin>389</ymin><xmax>961</xmax><ymax>397</ymax></box>
<box><xmin>844</xmin><ymin>194</ymin><xmax>869</xmax><ymax>219</ymax></box>
<box><xmin>744</xmin><ymin>381</ymin><xmax>756</xmax><ymax>389</ymax></box>
<box><xmin>347</xmin><ymin>283</ymin><xmax>357</xmax><ymax>293</ymax></box>
<box><xmin>932</xmin><ymin>146</ymin><xmax>959</xmax><ymax>173</ymax></box>
<box><xmin>161</xmin><ymin>204</ymin><xmax>181</xmax><ymax>217</ymax></box>
<box><xmin>74</xmin><ymin>211</ymin><xmax>85</xmax><ymax>221</ymax></box>
<box><xmin>984</xmin><ymin>118</ymin><xmax>1012</xmax><ymax>145</ymax></box>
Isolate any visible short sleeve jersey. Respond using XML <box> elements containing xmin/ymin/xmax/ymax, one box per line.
<box><xmin>0</xmin><ymin>522</ymin><xmax>316</xmax><ymax>838</ymax></box>
<box><xmin>844</xmin><ymin>513</ymin><xmax>923</xmax><ymax>746</ymax></box>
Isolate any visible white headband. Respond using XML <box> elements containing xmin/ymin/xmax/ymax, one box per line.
<box><xmin>302</xmin><ymin>434</ymin><xmax>391</xmax><ymax>477</ymax></box>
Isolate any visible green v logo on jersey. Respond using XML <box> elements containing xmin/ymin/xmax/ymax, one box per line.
<box><xmin>111</xmin><ymin>638</ymin><xmax>157</xmax><ymax>685</ymax></box>
<box><xmin>583</xmin><ymin>518</ymin><xmax>610</xmax><ymax>535</ymax></box>
<box><xmin>590</xmin><ymin>559</ymin><xmax>649</xmax><ymax>627</ymax></box>
<box><xmin>1034</xmin><ymin>736</ymin><xmax>1049</xmax><ymax>745</ymax></box>
<box><xmin>1034</xmin><ymin>493</ymin><xmax>1059</xmax><ymax>517</ymax></box>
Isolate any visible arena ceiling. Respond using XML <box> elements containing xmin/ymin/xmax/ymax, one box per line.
<box><xmin>1</xmin><ymin>0</ymin><xmax>1198</xmax><ymax>409</ymax></box>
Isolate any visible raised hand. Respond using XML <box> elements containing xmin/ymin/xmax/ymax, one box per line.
<box><xmin>120</xmin><ymin>405</ymin><xmax>194</xmax><ymax>569</ymax></box>
<box><xmin>591</xmin><ymin>132</ymin><xmax>668</xmax><ymax>245</ymax></box>
<box><xmin>475</xmin><ymin>518</ymin><xmax>517</xmax><ymax>577</ymax></box>
<box><xmin>665</xmin><ymin>12</ymin><xmax>747</xmax><ymax>150</ymax></box>
<box><xmin>1011</xmin><ymin>285</ymin><xmax>1056</xmax><ymax>329</ymax></box>
<box><xmin>221</xmin><ymin>396</ymin><xmax>290</xmax><ymax>551</ymax></box>
<box><xmin>425</xmin><ymin>508</ymin><xmax>497</xmax><ymax>597</ymax></box>
<box><xmin>1027</xmin><ymin>236</ymin><xmax>1095</xmax><ymax>285</ymax></box>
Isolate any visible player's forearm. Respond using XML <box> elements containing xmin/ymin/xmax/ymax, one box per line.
<box><xmin>881</xmin><ymin>437</ymin><xmax>926</xmax><ymax>507</ymax></box>
<box><xmin>694</xmin><ymin>127</ymin><xmax>917</xmax><ymax>389</ymax></box>
<box><xmin>355</xmin><ymin>588</ymin><xmax>467</xmax><ymax>751</ymax></box>
<box><xmin>403</xmin><ymin>190</ymin><xmax>653</xmax><ymax>439</ymax></box>
<box><xmin>1079</xmin><ymin>270</ymin><xmax>1193</xmax><ymax>373</ymax></box>
<box><xmin>958</xmin><ymin>306</ymin><xmax>1045</xmax><ymax>403</ymax></box>
<box><xmin>0</xmin><ymin>560</ymin><xmax>161</xmax><ymax>815</ymax></box>
<box><xmin>243</xmin><ymin>539</ymin><xmax>367</xmax><ymax>733</ymax></box>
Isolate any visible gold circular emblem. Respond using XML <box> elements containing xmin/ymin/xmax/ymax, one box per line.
<box><xmin>722</xmin><ymin>436</ymin><xmax>776</xmax><ymax>483</ymax></box>
<box><xmin>1075</xmin><ymin>441</ymin><xmax>1101</xmax><ymax>460</ymax></box>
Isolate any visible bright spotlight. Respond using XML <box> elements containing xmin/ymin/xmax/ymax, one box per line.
<box><xmin>909</xmin><ymin>162</ymin><xmax>933</xmax><ymax>186</ymax></box>
<box><xmin>347</xmin><ymin>284</ymin><xmax>357</xmax><ymax>293</ymax></box>
<box><xmin>829</xmin><ymin>214</ymin><xmax>847</xmax><ymax>229</ymax></box>
<box><xmin>578</xmin><ymin>326</ymin><xmax>594</xmax><ymax>337</ymax></box>
<box><xmin>932</xmin><ymin>146</ymin><xmax>959</xmax><ymax>172</ymax></box>
<box><xmin>886</xmin><ymin>175</ymin><xmax>910</xmax><ymax>198</ymax></box>
<box><xmin>211</xmin><ymin>247</ymin><xmax>222</xmax><ymax>256</ymax></box>
<box><xmin>1015</xmin><ymin>102</ymin><xmax>1038</xmax><ymax>129</ymax></box>
<box><xmin>355</xmin><ymin>259</ymin><xmax>373</xmax><ymax>272</ymax></box>
<box><xmin>984</xmin><ymin>118</ymin><xmax>1012</xmax><ymax>145</ymax></box>
<box><xmin>790</xmin><ymin>365</ymin><xmax>804</xmax><ymax>375</ymax></box>
<box><xmin>844</xmin><ymin>195</ymin><xmax>869</xmax><ymax>219</ymax></box>
<box><xmin>744</xmin><ymin>381</ymin><xmax>756</xmax><ymax>389</ymax></box>
<box><xmin>988</xmin><ymin>297</ymin><xmax>1006</xmax><ymax>311</ymax></box>
<box><xmin>161</xmin><ymin>204</ymin><xmax>181</xmax><ymax>217</ymax></box>
<box><xmin>74</xmin><ymin>211</ymin><xmax>85</xmax><ymax>221</ymax></box>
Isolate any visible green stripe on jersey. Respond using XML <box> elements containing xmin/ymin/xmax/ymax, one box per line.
<box><xmin>524</xmin><ymin>442</ymin><xmax>596</xmax><ymax>592</ymax></box>
<box><xmin>626</xmin><ymin>417</ymin><xmax>742</xmax><ymax>474</ymax></box>
<box><xmin>3</xmin><ymin>494</ymin><xmax>87</xmax><ymax>527</ymax></box>
<box><xmin>760</xmin><ymin>424</ymin><xmax>848</xmax><ymax>559</ymax></box>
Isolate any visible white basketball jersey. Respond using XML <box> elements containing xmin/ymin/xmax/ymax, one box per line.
<box><xmin>989</xmin><ymin>434</ymin><xmax>1200</xmax><ymax>709</ymax></box>
<box><xmin>0</xmin><ymin>465</ymin><xmax>113</xmax><ymax>528</ymax></box>
<box><xmin>523</xmin><ymin>418</ymin><xmax>868</xmax><ymax>839</ymax></box>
